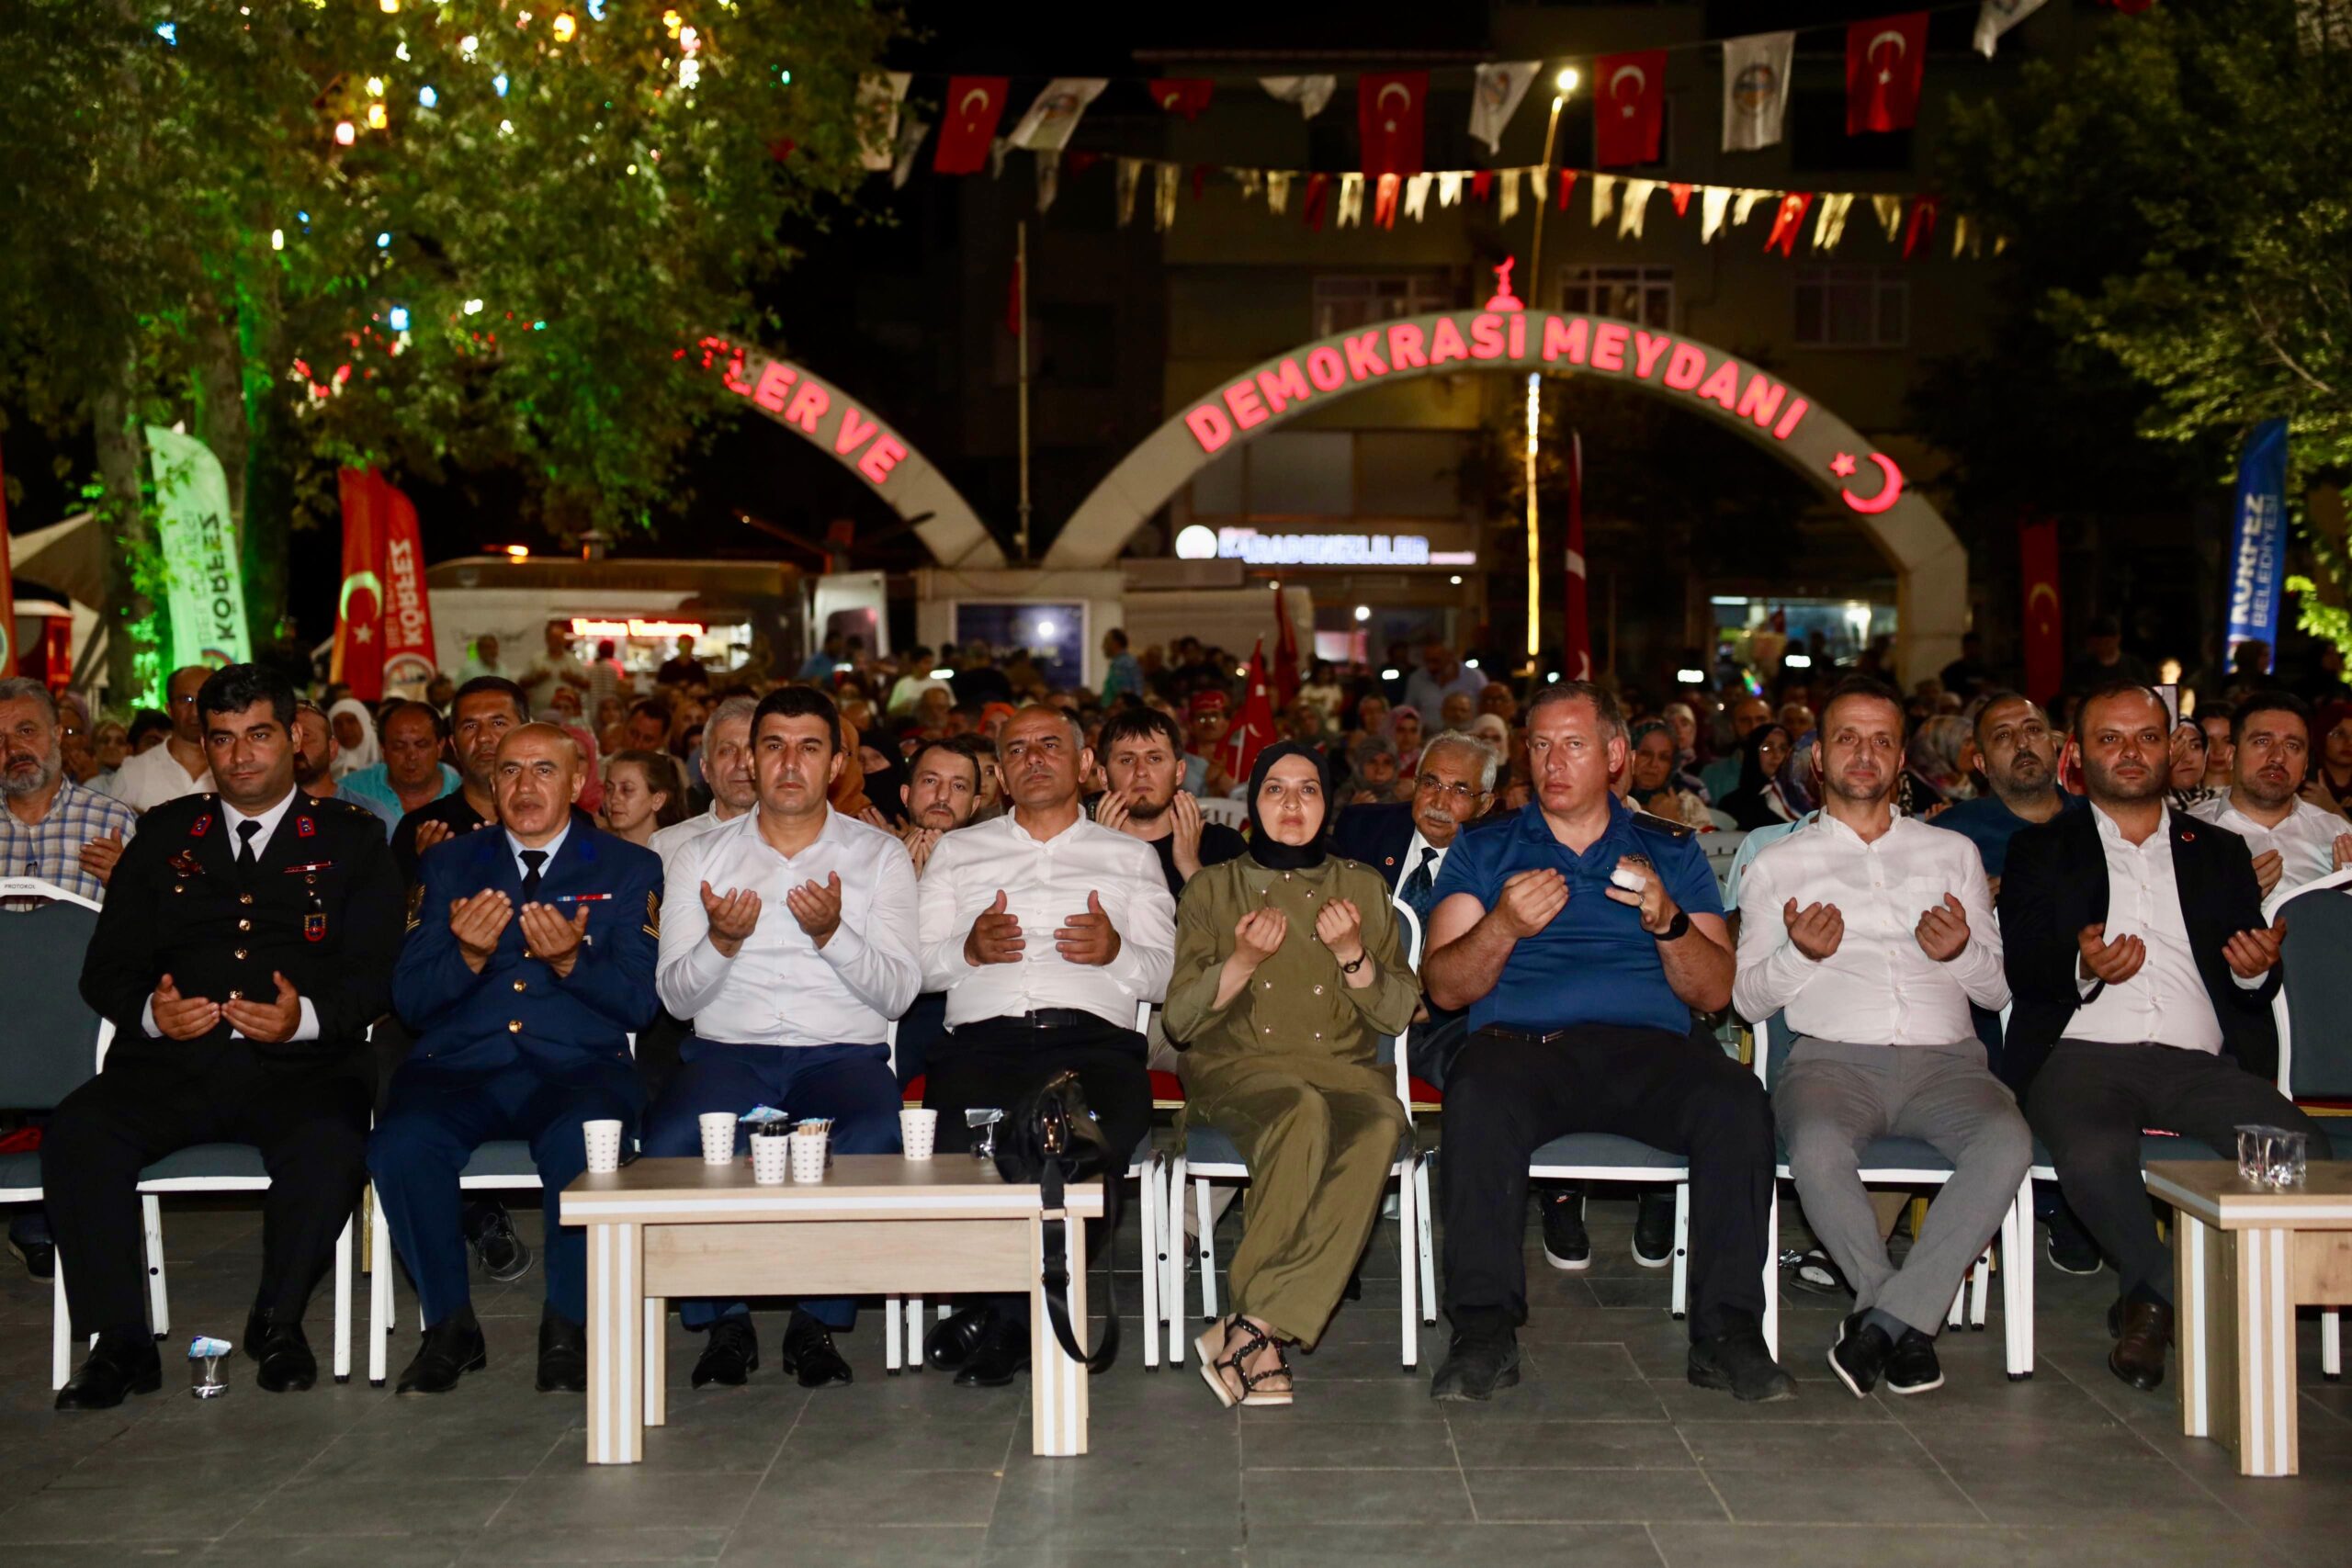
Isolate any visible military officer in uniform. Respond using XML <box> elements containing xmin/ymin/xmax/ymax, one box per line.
<box><xmin>50</xmin><ymin>665</ymin><xmax>401</xmax><ymax>1408</ymax></box>
<box><xmin>371</xmin><ymin>722</ymin><xmax>663</xmax><ymax>1395</ymax></box>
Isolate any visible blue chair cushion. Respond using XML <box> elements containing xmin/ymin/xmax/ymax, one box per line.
<box><xmin>2029</xmin><ymin>1133</ymin><xmax>2225</xmax><ymax>1168</ymax></box>
<box><xmin>0</xmin><ymin>1148</ymin><xmax>40</xmax><ymax>1196</ymax></box>
<box><xmin>1773</xmin><ymin>1134</ymin><xmax>1957</xmax><ymax>1174</ymax></box>
<box><xmin>1528</xmin><ymin>1134</ymin><xmax>1686</xmax><ymax>1173</ymax></box>
<box><xmin>458</xmin><ymin>1140</ymin><xmax>545</xmax><ymax>1181</ymax></box>
<box><xmin>1184</xmin><ymin>1123</ymin><xmax>1244</xmax><ymax>1169</ymax></box>
<box><xmin>138</xmin><ymin>1143</ymin><xmax>268</xmax><ymax>1183</ymax></box>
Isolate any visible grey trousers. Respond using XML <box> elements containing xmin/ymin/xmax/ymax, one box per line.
<box><xmin>1777</xmin><ymin>1037</ymin><xmax>2033</xmax><ymax>1337</ymax></box>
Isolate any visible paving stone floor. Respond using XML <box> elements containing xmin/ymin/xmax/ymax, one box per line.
<box><xmin>1</xmin><ymin>1186</ymin><xmax>2346</xmax><ymax>1566</ymax></box>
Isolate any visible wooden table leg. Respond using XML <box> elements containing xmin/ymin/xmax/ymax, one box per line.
<box><xmin>644</xmin><ymin>1296</ymin><xmax>666</xmax><ymax>1429</ymax></box>
<box><xmin>2233</xmin><ymin>1226</ymin><xmax>2300</xmax><ymax>1477</ymax></box>
<box><xmin>2177</xmin><ymin>1209</ymin><xmax>2214</xmax><ymax>1440</ymax></box>
<box><xmin>585</xmin><ymin>1222</ymin><xmax>643</xmax><ymax>1465</ymax></box>
<box><xmin>1030</xmin><ymin>1213</ymin><xmax>1090</xmax><ymax>1459</ymax></box>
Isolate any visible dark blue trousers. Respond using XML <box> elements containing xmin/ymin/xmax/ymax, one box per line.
<box><xmin>369</xmin><ymin>1056</ymin><xmax>640</xmax><ymax>1327</ymax></box>
<box><xmin>640</xmin><ymin>1038</ymin><xmax>901</xmax><ymax>1329</ymax></box>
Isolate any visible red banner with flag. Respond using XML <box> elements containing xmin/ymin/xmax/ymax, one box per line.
<box><xmin>1847</xmin><ymin>12</ymin><xmax>1928</xmax><ymax>134</ymax></box>
<box><xmin>2020</xmin><ymin>516</ymin><xmax>2064</xmax><ymax>704</ymax></box>
<box><xmin>1223</xmin><ymin>641</ymin><xmax>1280</xmax><ymax>785</ymax></box>
<box><xmin>1565</xmin><ymin>432</ymin><xmax>1591</xmax><ymax>682</ymax></box>
<box><xmin>334</xmin><ymin>468</ymin><xmax>438</xmax><ymax>700</ymax></box>
<box><xmin>1594</xmin><ymin>51</ymin><xmax>1667</xmax><ymax>167</ymax></box>
<box><xmin>934</xmin><ymin>76</ymin><xmax>1008</xmax><ymax>175</ymax></box>
<box><xmin>1272</xmin><ymin>588</ymin><xmax>1301</xmax><ymax>707</ymax></box>
<box><xmin>0</xmin><ymin>437</ymin><xmax>17</xmax><ymax>679</ymax></box>
<box><xmin>1148</xmin><ymin>78</ymin><xmax>1213</xmax><ymax>121</ymax></box>
<box><xmin>1356</xmin><ymin>72</ymin><xmax>1427</xmax><ymax>178</ymax></box>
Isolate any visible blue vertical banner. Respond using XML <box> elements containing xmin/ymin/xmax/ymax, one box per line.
<box><xmin>2224</xmin><ymin>418</ymin><xmax>2290</xmax><ymax>656</ymax></box>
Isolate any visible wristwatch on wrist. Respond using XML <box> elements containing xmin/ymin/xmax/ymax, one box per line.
<box><xmin>1657</xmin><ymin>909</ymin><xmax>1691</xmax><ymax>942</ymax></box>
<box><xmin>1340</xmin><ymin>951</ymin><xmax>1369</xmax><ymax>974</ymax></box>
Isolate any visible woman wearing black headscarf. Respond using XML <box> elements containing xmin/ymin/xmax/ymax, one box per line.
<box><xmin>1718</xmin><ymin>722</ymin><xmax>1797</xmax><ymax>830</ymax></box>
<box><xmin>1162</xmin><ymin>740</ymin><xmax>1419</xmax><ymax>1409</ymax></box>
<box><xmin>854</xmin><ymin>733</ymin><xmax>911</xmax><ymax>829</ymax></box>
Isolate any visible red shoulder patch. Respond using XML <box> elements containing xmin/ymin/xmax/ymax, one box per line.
<box><xmin>297</xmin><ymin>816</ymin><xmax>316</xmax><ymax>838</ymax></box>
<box><xmin>190</xmin><ymin>813</ymin><xmax>210</xmax><ymax>837</ymax></box>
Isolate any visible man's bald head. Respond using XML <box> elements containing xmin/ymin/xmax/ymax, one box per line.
<box><xmin>494</xmin><ymin>723</ymin><xmax>585</xmax><ymax>844</ymax></box>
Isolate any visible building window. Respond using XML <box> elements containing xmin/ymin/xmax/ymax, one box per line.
<box><xmin>1311</xmin><ymin>274</ymin><xmax>1457</xmax><ymax>336</ymax></box>
<box><xmin>1793</xmin><ymin>265</ymin><xmax>1908</xmax><ymax>348</ymax></box>
<box><xmin>1558</xmin><ymin>265</ymin><xmax>1673</xmax><ymax>329</ymax></box>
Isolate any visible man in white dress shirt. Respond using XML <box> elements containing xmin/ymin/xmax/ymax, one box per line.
<box><xmin>915</xmin><ymin>705</ymin><xmax>1176</xmax><ymax>1387</ymax></box>
<box><xmin>2188</xmin><ymin>692</ymin><xmax>2352</xmax><ymax>900</ymax></box>
<box><xmin>100</xmin><ymin>664</ymin><xmax>217</xmax><ymax>811</ymax></box>
<box><xmin>647</xmin><ymin>695</ymin><xmax>757</xmax><ymax>870</ymax></box>
<box><xmin>1736</xmin><ymin>679</ymin><xmax>2029</xmax><ymax>1399</ymax></box>
<box><xmin>646</xmin><ymin>685</ymin><xmax>920</xmax><ymax>1390</ymax></box>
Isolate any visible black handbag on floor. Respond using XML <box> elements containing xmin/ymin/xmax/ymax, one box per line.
<box><xmin>991</xmin><ymin>1069</ymin><xmax>1120</xmax><ymax>1371</ymax></box>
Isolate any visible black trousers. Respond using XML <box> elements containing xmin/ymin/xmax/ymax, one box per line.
<box><xmin>923</xmin><ymin>1015</ymin><xmax>1152</xmax><ymax>1323</ymax></box>
<box><xmin>42</xmin><ymin>1043</ymin><xmax>371</xmax><ymax>1338</ymax></box>
<box><xmin>1441</xmin><ymin>1023</ymin><xmax>1775</xmax><ymax>1341</ymax></box>
<box><xmin>2026</xmin><ymin>1039</ymin><xmax>2332</xmax><ymax>1303</ymax></box>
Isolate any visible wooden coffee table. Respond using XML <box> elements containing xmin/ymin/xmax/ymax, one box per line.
<box><xmin>2148</xmin><ymin>1159</ymin><xmax>2352</xmax><ymax>1477</ymax></box>
<box><xmin>560</xmin><ymin>1154</ymin><xmax>1103</xmax><ymax>1464</ymax></box>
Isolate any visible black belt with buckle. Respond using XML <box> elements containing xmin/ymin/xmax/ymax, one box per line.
<box><xmin>984</xmin><ymin>1009</ymin><xmax>1103</xmax><ymax>1031</ymax></box>
<box><xmin>1483</xmin><ymin>1025</ymin><xmax>1579</xmax><ymax>1048</ymax></box>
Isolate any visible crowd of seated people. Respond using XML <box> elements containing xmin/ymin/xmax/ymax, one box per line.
<box><xmin>7</xmin><ymin>616</ymin><xmax>2344</xmax><ymax>1424</ymax></box>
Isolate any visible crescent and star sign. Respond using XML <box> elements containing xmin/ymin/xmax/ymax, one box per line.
<box><xmin>1377</xmin><ymin>81</ymin><xmax>1410</xmax><ymax>130</ymax></box>
<box><xmin>1828</xmin><ymin>451</ymin><xmax>1905</xmax><ymax>515</ymax></box>
<box><xmin>1868</xmin><ymin>29</ymin><xmax>1908</xmax><ymax>85</ymax></box>
<box><xmin>958</xmin><ymin>86</ymin><xmax>990</xmax><ymax>119</ymax></box>
<box><xmin>1611</xmin><ymin>65</ymin><xmax>1645</xmax><ymax>116</ymax></box>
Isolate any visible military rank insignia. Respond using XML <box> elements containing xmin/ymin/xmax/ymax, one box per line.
<box><xmin>296</xmin><ymin>815</ymin><xmax>315</xmax><ymax>838</ymax></box>
<box><xmin>190</xmin><ymin>814</ymin><xmax>210</xmax><ymax>837</ymax></box>
<box><xmin>405</xmin><ymin>883</ymin><xmax>425</xmax><ymax>932</ymax></box>
<box><xmin>643</xmin><ymin>889</ymin><xmax>661</xmax><ymax>939</ymax></box>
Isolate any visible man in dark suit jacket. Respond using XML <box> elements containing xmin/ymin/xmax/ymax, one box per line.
<box><xmin>2000</xmin><ymin>681</ymin><xmax>2325</xmax><ymax>1393</ymax></box>
<box><xmin>51</xmin><ymin>665</ymin><xmax>401</xmax><ymax>1407</ymax></box>
<box><xmin>371</xmin><ymin>723</ymin><xmax>663</xmax><ymax>1396</ymax></box>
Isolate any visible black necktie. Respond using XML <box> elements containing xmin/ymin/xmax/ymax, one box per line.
<box><xmin>1402</xmin><ymin>846</ymin><xmax>1439</xmax><ymax>920</ymax></box>
<box><xmin>235</xmin><ymin>819</ymin><xmax>261</xmax><ymax>870</ymax></box>
<box><xmin>519</xmin><ymin>849</ymin><xmax>548</xmax><ymax>901</ymax></box>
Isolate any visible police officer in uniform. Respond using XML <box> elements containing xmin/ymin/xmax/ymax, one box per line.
<box><xmin>371</xmin><ymin>722</ymin><xmax>662</xmax><ymax>1395</ymax></box>
<box><xmin>51</xmin><ymin>665</ymin><xmax>401</xmax><ymax>1408</ymax></box>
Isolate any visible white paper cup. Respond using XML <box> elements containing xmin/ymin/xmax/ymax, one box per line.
<box><xmin>582</xmin><ymin>1119</ymin><xmax>624</xmax><ymax>1175</ymax></box>
<box><xmin>699</xmin><ymin>1111</ymin><xmax>739</xmax><ymax>1165</ymax></box>
<box><xmin>789</xmin><ymin>1128</ymin><xmax>829</xmax><ymax>1183</ymax></box>
<box><xmin>750</xmin><ymin>1133</ymin><xmax>790</xmax><ymax>1185</ymax></box>
<box><xmin>899</xmin><ymin>1108</ymin><xmax>938</xmax><ymax>1161</ymax></box>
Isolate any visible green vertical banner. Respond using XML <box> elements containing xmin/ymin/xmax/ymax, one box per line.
<box><xmin>146</xmin><ymin>426</ymin><xmax>252</xmax><ymax>669</ymax></box>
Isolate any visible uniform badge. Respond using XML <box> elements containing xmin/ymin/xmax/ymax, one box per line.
<box><xmin>304</xmin><ymin>911</ymin><xmax>326</xmax><ymax>942</ymax></box>
<box><xmin>190</xmin><ymin>814</ymin><xmax>210</xmax><ymax>837</ymax></box>
<box><xmin>296</xmin><ymin>816</ymin><xmax>315</xmax><ymax>839</ymax></box>
<box><xmin>405</xmin><ymin>884</ymin><xmax>425</xmax><ymax>932</ymax></box>
<box><xmin>169</xmin><ymin>849</ymin><xmax>206</xmax><ymax>877</ymax></box>
<box><xmin>643</xmin><ymin>888</ymin><xmax>661</xmax><ymax>939</ymax></box>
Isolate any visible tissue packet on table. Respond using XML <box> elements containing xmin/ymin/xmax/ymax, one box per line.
<box><xmin>188</xmin><ymin>1336</ymin><xmax>233</xmax><ymax>1359</ymax></box>
<box><xmin>739</xmin><ymin>1106</ymin><xmax>792</xmax><ymax>1127</ymax></box>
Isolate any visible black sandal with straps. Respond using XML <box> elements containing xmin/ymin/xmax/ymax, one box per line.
<box><xmin>1195</xmin><ymin>1316</ymin><xmax>1295</xmax><ymax>1408</ymax></box>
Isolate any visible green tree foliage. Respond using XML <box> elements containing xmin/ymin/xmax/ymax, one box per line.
<box><xmin>1932</xmin><ymin>0</ymin><xmax>2352</xmax><ymax>657</ymax></box>
<box><xmin>0</xmin><ymin>0</ymin><xmax>900</xmax><ymax>691</ymax></box>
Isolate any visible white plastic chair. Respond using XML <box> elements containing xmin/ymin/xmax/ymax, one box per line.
<box><xmin>1754</xmin><ymin>1013</ymin><xmax>2034</xmax><ymax>1378</ymax></box>
<box><xmin>1165</xmin><ymin>900</ymin><xmax>1430</xmax><ymax>1371</ymax></box>
<box><xmin>1192</xmin><ymin>796</ymin><xmax>1249</xmax><ymax>832</ymax></box>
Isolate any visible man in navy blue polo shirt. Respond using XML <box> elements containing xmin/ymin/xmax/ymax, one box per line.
<box><xmin>1422</xmin><ymin>682</ymin><xmax>1792</xmax><ymax>1403</ymax></box>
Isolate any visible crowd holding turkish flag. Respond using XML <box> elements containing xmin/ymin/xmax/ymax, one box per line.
<box><xmin>1355</xmin><ymin>72</ymin><xmax>1427</xmax><ymax>178</ymax></box>
<box><xmin>1848</xmin><ymin>12</ymin><xmax>1929</xmax><ymax>134</ymax></box>
<box><xmin>933</xmin><ymin>75</ymin><xmax>1008</xmax><ymax>174</ymax></box>
<box><xmin>1594</xmin><ymin>51</ymin><xmax>1667</xmax><ymax>167</ymax></box>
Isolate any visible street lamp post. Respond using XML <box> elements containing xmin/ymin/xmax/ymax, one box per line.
<box><xmin>1521</xmin><ymin>67</ymin><xmax>1579</xmax><ymax>674</ymax></box>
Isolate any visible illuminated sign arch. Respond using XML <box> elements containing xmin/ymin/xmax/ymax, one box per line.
<box><xmin>686</xmin><ymin>338</ymin><xmax>1006</xmax><ymax>569</ymax></box>
<box><xmin>1046</xmin><ymin>310</ymin><xmax>1965</xmax><ymax>677</ymax></box>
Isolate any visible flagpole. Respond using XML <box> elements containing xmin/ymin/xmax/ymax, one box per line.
<box><xmin>1015</xmin><ymin>220</ymin><xmax>1033</xmax><ymax>565</ymax></box>
<box><xmin>1522</xmin><ymin>69</ymin><xmax>1577</xmax><ymax>676</ymax></box>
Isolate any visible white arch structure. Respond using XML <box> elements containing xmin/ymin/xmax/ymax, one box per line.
<box><xmin>1045</xmin><ymin>310</ymin><xmax>1964</xmax><ymax>680</ymax></box>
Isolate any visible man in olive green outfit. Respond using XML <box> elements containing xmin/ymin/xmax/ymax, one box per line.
<box><xmin>1165</xmin><ymin>741</ymin><xmax>1419</xmax><ymax>1404</ymax></box>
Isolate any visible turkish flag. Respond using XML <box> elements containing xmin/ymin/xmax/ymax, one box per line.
<box><xmin>1357</xmin><ymin>71</ymin><xmax>1427</xmax><ymax>178</ymax></box>
<box><xmin>1223</xmin><ymin>642</ymin><xmax>1280</xmax><ymax>785</ymax></box>
<box><xmin>333</xmin><ymin>468</ymin><xmax>390</xmax><ymax>701</ymax></box>
<box><xmin>1149</xmin><ymin>78</ymin><xmax>1213</xmax><ymax>121</ymax></box>
<box><xmin>0</xmin><ymin>437</ymin><xmax>17</xmax><ymax>677</ymax></box>
<box><xmin>2020</xmin><ymin>517</ymin><xmax>2064</xmax><ymax>704</ymax></box>
<box><xmin>933</xmin><ymin>76</ymin><xmax>1008</xmax><ymax>175</ymax></box>
<box><xmin>1272</xmin><ymin>589</ymin><xmax>1301</xmax><ymax>707</ymax></box>
<box><xmin>1594</xmin><ymin>51</ymin><xmax>1667</xmax><ymax>167</ymax></box>
<box><xmin>1847</xmin><ymin>13</ymin><xmax>1928</xmax><ymax>134</ymax></box>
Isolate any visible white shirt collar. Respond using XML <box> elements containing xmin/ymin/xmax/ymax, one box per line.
<box><xmin>220</xmin><ymin>788</ymin><xmax>299</xmax><ymax>856</ymax></box>
<box><xmin>2091</xmin><ymin>799</ymin><xmax>2170</xmax><ymax>847</ymax></box>
<box><xmin>506</xmin><ymin>819</ymin><xmax>571</xmax><ymax>881</ymax></box>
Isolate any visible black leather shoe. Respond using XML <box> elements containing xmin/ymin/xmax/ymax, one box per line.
<box><xmin>537</xmin><ymin>1311</ymin><xmax>588</xmax><ymax>1393</ymax></box>
<box><xmin>2109</xmin><ymin>1298</ymin><xmax>2174</xmax><ymax>1393</ymax></box>
<box><xmin>8</xmin><ymin>1235</ymin><xmax>53</xmax><ymax>1281</ymax></box>
<box><xmin>1826</xmin><ymin>1312</ymin><xmax>1893</xmax><ymax>1399</ymax></box>
<box><xmin>1430</xmin><ymin>1329</ymin><xmax>1521</xmax><ymax>1402</ymax></box>
<box><xmin>254</xmin><ymin>1319</ymin><xmax>318</xmax><ymax>1393</ymax></box>
<box><xmin>1886</xmin><ymin>1328</ymin><xmax>1943</xmax><ymax>1395</ymax></box>
<box><xmin>778</xmin><ymin>1309</ymin><xmax>853</xmax><ymax>1389</ymax></box>
<box><xmin>1690</xmin><ymin>1324</ymin><xmax>1799</xmax><ymax>1403</ymax></box>
<box><xmin>466</xmin><ymin>1201</ymin><xmax>534</xmax><ymax>1283</ymax></box>
<box><xmin>1633</xmin><ymin>1190</ymin><xmax>1676</xmax><ymax>1269</ymax></box>
<box><xmin>2047</xmin><ymin>1213</ymin><xmax>2103</xmax><ymax>1277</ymax></box>
<box><xmin>925</xmin><ymin>1305</ymin><xmax>993</xmax><ymax>1371</ymax></box>
<box><xmin>395</xmin><ymin>1311</ymin><xmax>487</xmax><ymax>1395</ymax></box>
<box><xmin>55</xmin><ymin>1332</ymin><xmax>163</xmax><ymax>1411</ymax></box>
<box><xmin>691</xmin><ymin>1315</ymin><xmax>759</xmax><ymax>1388</ymax></box>
<box><xmin>1541</xmin><ymin>1191</ymin><xmax>1591</xmax><ymax>1272</ymax></box>
<box><xmin>954</xmin><ymin>1312</ymin><xmax>1031</xmax><ymax>1388</ymax></box>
